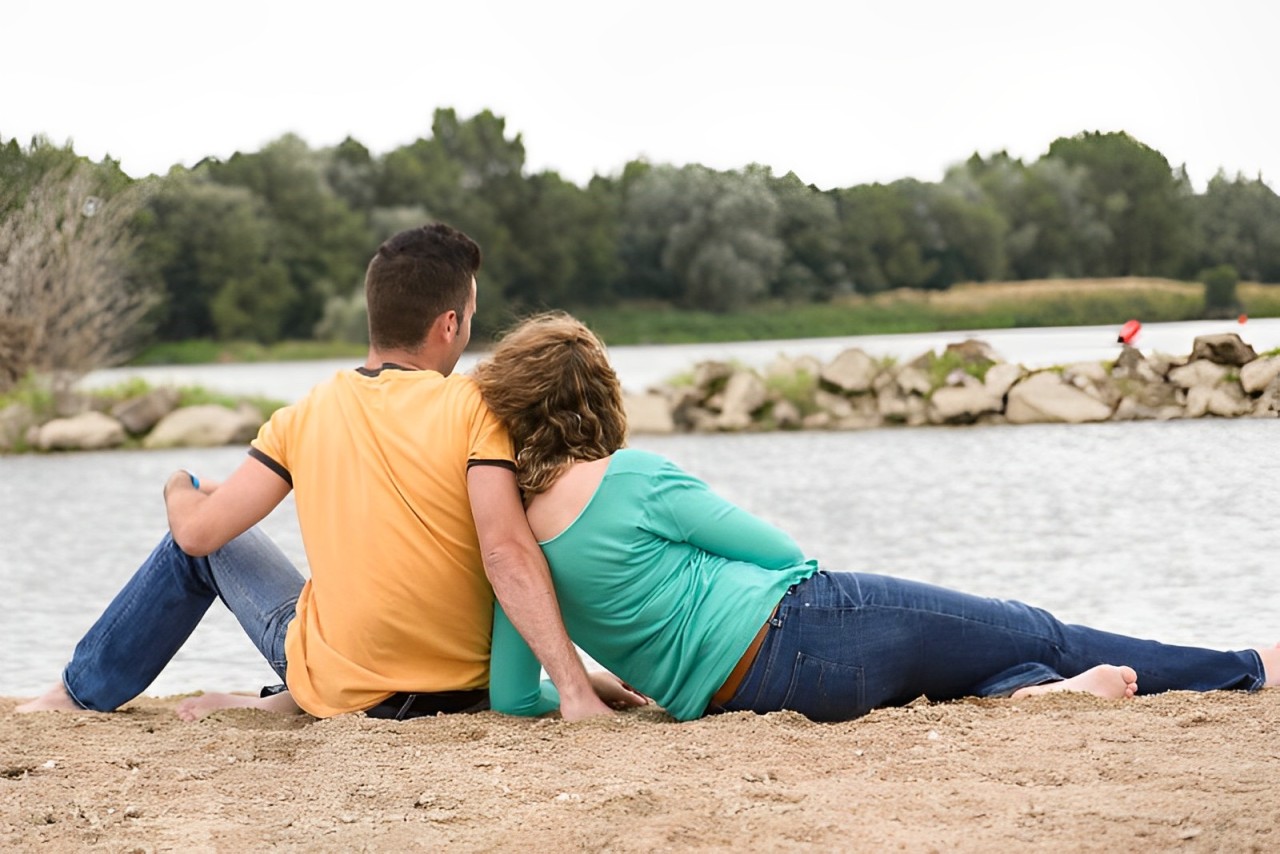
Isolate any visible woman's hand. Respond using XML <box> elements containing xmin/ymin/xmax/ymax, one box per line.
<box><xmin>588</xmin><ymin>670</ymin><xmax>649</xmax><ymax>710</ymax></box>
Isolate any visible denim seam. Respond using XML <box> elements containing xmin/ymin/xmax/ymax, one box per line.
<box><xmin>58</xmin><ymin>671</ymin><xmax>91</xmax><ymax>711</ymax></box>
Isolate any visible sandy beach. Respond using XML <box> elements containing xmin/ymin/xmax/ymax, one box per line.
<box><xmin>3</xmin><ymin>690</ymin><xmax>1277</xmax><ymax>852</ymax></box>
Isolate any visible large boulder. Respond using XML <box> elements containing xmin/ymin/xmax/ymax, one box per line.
<box><xmin>1167</xmin><ymin>359</ymin><xmax>1230</xmax><ymax>390</ymax></box>
<box><xmin>36</xmin><ymin>411</ymin><xmax>126</xmax><ymax>451</ymax></box>
<box><xmin>716</xmin><ymin>371</ymin><xmax>768</xmax><ymax>431</ymax></box>
<box><xmin>143</xmin><ymin>404</ymin><xmax>261</xmax><ymax>449</ymax></box>
<box><xmin>111</xmin><ymin>386</ymin><xmax>181</xmax><ymax>434</ymax></box>
<box><xmin>1005</xmin><ymin>372</ymin><xmax>1113</xmax><ymax>424</ymax></box>
<box><xmin>1189</xmin><ymin>333</ymin><xmax>1256</xmax><ymax>367</ymax></box>
<box><xmin>1240</xmin><ymin>355</ymin><xmax>1280</xmax><ymax>395</ymax></box>
<box><xmin>624</xmin><ymin>393</ymin><xmax>675</xmax><ymax>434</ymax></box>
<box><xmin>929</xmin><ymin>385</ymin><xmax>1001</xmax><ymax>424</ymax></box>
<box><xmin>1185</xmin><ymin>383</ymin><xmax>1253</xmax><ymax>418</ymax></box>
<box><xmin>820</xmin><ymin>348</ymin><xmax>879</xmax><ymax>394</ymax></box>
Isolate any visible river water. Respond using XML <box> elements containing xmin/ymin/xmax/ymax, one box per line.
<box><xmin>4</xmin><ymin>324</ymin><xmax>1279</xmax><ymax>699</ymax></box>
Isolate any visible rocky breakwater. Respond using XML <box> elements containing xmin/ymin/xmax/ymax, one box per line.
<box><xmin>622</xmin><ymin>332</ymin><xmax>1280</xmax><ymax>435</ymax></box>
<box><xmin>0</xmin><ymin>385</ymin><xmax>267</xmax><ymax>453</ymax></box>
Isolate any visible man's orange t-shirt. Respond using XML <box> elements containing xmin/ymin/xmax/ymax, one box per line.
<box><xmin>250</xmin><ymin>367</ymin><xmax>514</xmax><ymax>717</ymax></box>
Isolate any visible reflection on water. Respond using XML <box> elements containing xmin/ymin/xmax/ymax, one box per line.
<box><xmin>2</xmin><ymin>420</ymin><xmax>1277</xmax><ymax>698</ymax></box>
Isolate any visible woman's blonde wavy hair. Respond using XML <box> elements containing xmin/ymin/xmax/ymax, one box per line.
<box><xmin>473</xmin><ymin>312</ymin><xmax>627</xmax><ymax>498</ymax></box>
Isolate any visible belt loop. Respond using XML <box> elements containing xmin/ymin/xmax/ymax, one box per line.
<box><xmin>395</xmin><ymin>693</ymin><xmax>418</xmax><ymax>721</ymax></box>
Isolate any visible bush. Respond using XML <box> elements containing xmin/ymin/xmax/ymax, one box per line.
<box><xmin>1200</xmin><ymin>264</ymin><xmax>1240</xmax><ymax>316</ymax></box>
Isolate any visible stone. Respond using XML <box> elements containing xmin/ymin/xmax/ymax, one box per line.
<box><xmin>36</xmin><ymin>411</ymin><xmax>127</xmax><ymax>451</ymax></box>
<box><xmin>1005</xmin><ymin>372</ymin><xmax>1113</xmax><ymax>424</ymax></box>
<box><xmin>813</xmin><ymin>389</ymin><xmax>854</xmax><ymax>419</ymax></box>
<box><xmin>624</xmin><ymin>393</ymin><xmax>675</xmax><ymax>434</ymax></box>
<box><xmin>875</xmin><ymin>386</ymin><xmax>910</xmax><ymax>422</ymax></box>
<box><xmin>1251</xmin><ymin>377</ymin><xmax>1280</xmax><ymax>416</ymax></box>
<box><xmin>1184</xmin><ymin>384</ymin><xmax>1253</xmax><ymax>419</ymax></box>
<box><xmin>1167</xmin><ymin>359</ymin><xmax>1229</xmax><ymax>390</ymax></box>
<box><xmin>942</xmin><ymin>339</ymin><xmax>1001</xmax><ymax>365</ymax></box>
<box><xmin>983</xmin><ymin>363</ymin><xmax>1023</xmax><ymax>399</ymax></box>
<box><xmin>819</xmin><ymin>348</ymin><xmax>879</xmax><ymax>393</ymax></box>
<box><xmin>770</xmin><ymin>399</ymin><xmax>803</xmax><ymax>430</ymax></box>
<box><xmin>692</xmin><ymin>361</ymin><xmax>734</xmax><ymax>393</ymax></box>
<box><xmin>1189</xmin><ymin>333</ymin><xmax>1256</xmax><ymax>367</ymax></box>
<box><xmin>0</xmin><ymin>403</ymin><xmax>38</xmax><ymax>452</ymax></box>
<box><xmin>1240</xmin><ymin>356</ymin><xmax>1280</xmax><ymax>395</ymax></box>
<box><xmin>716</xmin><ymin>371</ymin><xmax>768</xmax><ymax>430</ymax></box>
<box><xmin>929</xmin><ymin>386</ymin><xmax>1001</xmax><ymax>424</ymax></box>
<box><xmin>143</xmin><ymin>405</ymin><xmax>256</xmax><ymax>449</ymax></box>
<box><xmin>894</xmin><ymin>365</ymin><xmax>933</xmax><ymax>397</ymax></box>
<box><xmin>111</xmin><ymin>386</ymin><xmax>181</xmax><ymax>434</ymax></box>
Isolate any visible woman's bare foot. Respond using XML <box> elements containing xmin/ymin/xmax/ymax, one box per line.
<box><xmin>15</xmin><ymin>682</ymin><xmax>84</xmax><ymax>713</ymax></box>
<box><xmin>175</xmin><ymin>690</ymin><xmax>302</xmax><ymax>721</ymax></box>
<box><xmin>1011</xmin><ymin>664</ymin><xmax>1139</xmax><ymax>700</ymax></box>
<box><xmin>1257</xmin><ymin>643</ymin><xmax>1280</xmax><ymax>688</ymax></box>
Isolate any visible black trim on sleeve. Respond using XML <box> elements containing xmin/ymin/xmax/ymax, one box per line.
<box><xmin>248</xmin><ymin>447</ymin><xmax>294</xmax><ymax>487</ymax></box>
<box><xmin>466</xmin><ymin>459</ymin><xmax>518</xmax><ymax>473</ymax></box>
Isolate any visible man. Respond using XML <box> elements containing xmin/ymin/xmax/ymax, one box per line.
<box><xmin>18</xmin><ymin>223</ymin><xmax>615</xmax><ymax>721</ymax></box>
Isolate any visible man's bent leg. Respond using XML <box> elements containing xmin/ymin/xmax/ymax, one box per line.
<box><xmin>60</xmin><ymin>528</ymin><xmax>302</xmax><ymax>711</ymax></box>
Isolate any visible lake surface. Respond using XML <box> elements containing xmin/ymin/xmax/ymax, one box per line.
<box><xmin>82</xmin><ymin>317</ymin><xmax>1280</xmax><ymax>401</ymax></box>
<box><xmin>2</xmin><ymin>417</ymin><xmax>1277</xmax><ymax>699</ymax></box>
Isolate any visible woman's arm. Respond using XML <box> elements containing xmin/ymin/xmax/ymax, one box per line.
<box><xmin>489</xmin><ymin>602</ymin><xmax>561</xmax><ymax>717</ymax></box>
<box><xmin>649</xmin><ymin>462</ymin><xmax>806</xmax><ymax>569</ymax></box>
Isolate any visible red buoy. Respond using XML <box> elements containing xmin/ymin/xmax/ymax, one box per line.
<box><xmin>1117</xmin><ymin>319</ymin><xmax>1141</xmax><ymax>345</ymax></box>
<box><xmin>1239</xmin><ymin>314</ymin><xmax>1248</xmax><ymax>324</ymax></box>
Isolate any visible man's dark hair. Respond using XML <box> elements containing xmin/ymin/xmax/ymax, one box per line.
<box><xmin>364</xmin><ymin>223</ymin><xmax>482</xmax><ymax>351</ymax></box>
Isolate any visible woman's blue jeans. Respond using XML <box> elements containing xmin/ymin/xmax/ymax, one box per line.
<box><xmin>60</xmin><ymin>527</ymin><xmax>304</xmax><ymax>712</ymax></box>
<box><xmin>719</xmin><ymin>571</ymin><xmax>1265</xmax><ymax>722</ymax></box>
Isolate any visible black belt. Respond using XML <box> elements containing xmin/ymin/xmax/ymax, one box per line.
<box><xmin>365</xmin><ymin>689</ymin><xmax>489</xmax><ymax>720</ymax></box>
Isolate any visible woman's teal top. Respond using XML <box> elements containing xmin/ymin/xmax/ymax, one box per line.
<box><xmin>489</xmin><ymin>449</ymin><xmax>817</xmax><ymax>721</ymax></box>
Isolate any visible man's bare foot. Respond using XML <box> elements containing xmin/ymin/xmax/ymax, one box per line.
<box><xmin>1257</xmin><ymin>643</ymin><xmax>1280</xmax><ymax>688</ymax></box>
<box><xmin>1011</xmin><ymin>664</ymin><xmax>1139</xmax><ymax>700</ymax></box>
<box><xmin>175</xmin><ymin>690</ymin><xmax>302</xmax><ymax>721</ymax></box>
<box><xmin>15</xmin><ymin>682</ymin><xmax>85</xmax><ymax>713</ymax></box>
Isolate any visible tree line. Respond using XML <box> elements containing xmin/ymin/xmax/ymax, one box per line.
<box><xmin>3</xmin><ymin>109</ymin><xmax>1280</xmax><ymax>358</ymax></box>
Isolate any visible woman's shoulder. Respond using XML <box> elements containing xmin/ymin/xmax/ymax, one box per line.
<box><xmin>611</xmin><ymin>448</ymin><xmax>675</xmax><ymax>473</ymax></box>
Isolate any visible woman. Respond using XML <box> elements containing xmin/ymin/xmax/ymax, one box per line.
<box><xmin>474</xmin><ymin>312</ymin><xmax>1278</xmax><ymax>723</ymax></box>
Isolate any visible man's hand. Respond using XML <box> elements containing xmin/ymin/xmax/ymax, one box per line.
<box><xmin>588</xmin><ymin>671</ymin><xmax>649</xmax><ymax>710</ymax></box>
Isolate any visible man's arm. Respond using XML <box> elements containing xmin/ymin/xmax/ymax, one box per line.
<box><xmin>467</xmin><ymin>464</ymin><xmax>611</xmax><ymax>722</ymax></box>
<box><xmin>164</xmin><ymin>455</ymin><xmax>292</xmax><ymax>556</ymax></box>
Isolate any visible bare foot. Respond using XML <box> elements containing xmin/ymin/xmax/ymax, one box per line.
<box><xmin>15</xmin><ymin>682</ymin><xmax>85</xmax><ymax>713</ymax></box>
<box><xmin>1011</xmin><ymin>664</ymin><xmax>1139</xmax><ymax>701</ymax></box>
<box><xmin>175</xmin><ymin>690</ymin><xmax>302</xmax><ymax>721</ymax></box>
<box><xmin>1257</xmin><ymin>643</ymin><xmax>1280</xmax><ymax>688</ymax></box>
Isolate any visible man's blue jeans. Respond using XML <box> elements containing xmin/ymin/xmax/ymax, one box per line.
<box><xmin>720</xmin><ymin>571</ymin><xmax>1265</xmax><ymax>722</ymax></box>
<box><xmin>61</xmin><ymin>527</ymin><xmax>304</xmax><ymax>712</ymax></box>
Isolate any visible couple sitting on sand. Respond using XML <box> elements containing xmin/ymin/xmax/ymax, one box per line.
<box><xmin>19</xmin><ymin>223</ymin><xmax>1279</xmax><ymax>723</ymax></box>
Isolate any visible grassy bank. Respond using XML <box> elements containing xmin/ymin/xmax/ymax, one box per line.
<box><xmin>579</xmin><ymin>278</ymin><xmax>1280</xmax><ymax>345</ymax></box>
<box><xmin>128</xmin><ymin>278</ymin><xmax>1280</xmax><ymax>363</ymax></box>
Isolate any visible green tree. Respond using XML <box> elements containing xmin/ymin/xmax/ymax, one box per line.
<box><xmin>834</xmin><ymin>182</ymin><xmax>936</xmax><ymax>292</ymax></box>
<box><xmin>1044</xmin><ymin>131</ymin><xmax>1192</xmax><ymax>277</ymax></box>
<box><xmin>207</xmin><ymin>134</ymin><xmax>372</xmax><ymax>339</ymax></box>
<box><xmin>620</xmin><ymin>164</ymin><xmax>783</xmax><ymax>312</ymax></box>
<box><xmin>1193</xmin><ymin>172</ymin><xmax>1280</xmax><ymax>282</ymax></box>
<box><xmin>140</xmin><ymin>174</ymin><xmax>284</xmax><ymax>341</ymax></box>
<box><xmin>766</xmin><ymin>170</ymin><xmax>849</xmax><ymax>300</ymax></box>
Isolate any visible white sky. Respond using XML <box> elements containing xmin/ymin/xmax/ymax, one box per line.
<box><xmin>5</xmin><ymin>0</ymin><xmax>1277</xmax><ymax>191</ymax></box>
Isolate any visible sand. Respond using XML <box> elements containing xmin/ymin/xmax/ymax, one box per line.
<box><xmin>3</xmin><ymin>690</ymin><xmax>1278</xmax><ymax>852</ymax></box>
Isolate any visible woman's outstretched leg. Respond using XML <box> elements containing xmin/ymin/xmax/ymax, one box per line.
<box><xmin>723</xmin><ymin>571</ymin><xmax>1267</xmax><ymax>722</ymax></box>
